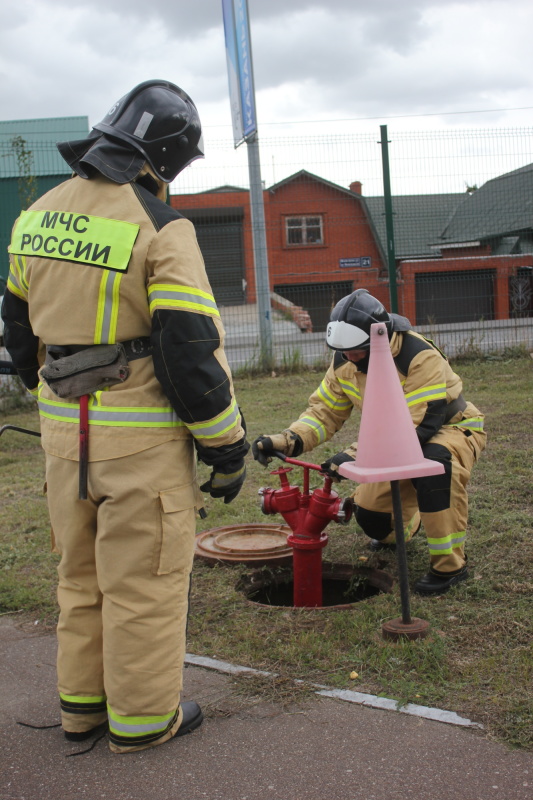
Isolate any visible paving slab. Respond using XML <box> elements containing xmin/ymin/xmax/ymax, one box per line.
<box><xmin>1</xmin><ymin>617</ymin><xmax>531</xmax><ymax>800</ymax></box>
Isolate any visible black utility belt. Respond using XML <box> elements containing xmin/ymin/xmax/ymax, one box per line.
<box><xmin>40</xmin><ymin>338</ymin><xmax>152</xmax><ymax>399</ymax></box>
<box><xmin>48</xmin><ymin>337</ymin><xmax>153</xmax><ymax>362</ymax></box>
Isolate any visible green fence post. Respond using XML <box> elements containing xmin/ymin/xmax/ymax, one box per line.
<box><xmin>379</xmin><ymin>125</ymin><xmax>398</xmax><ymax>314</ymax></box>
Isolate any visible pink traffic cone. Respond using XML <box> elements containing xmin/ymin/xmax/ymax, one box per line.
<box><xmin>339</xmin><ymin>322</ymin><xmax>444</xmax><ymax>483</ymax></box>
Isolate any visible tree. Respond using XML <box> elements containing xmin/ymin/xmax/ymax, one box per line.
<box><xmin>11</xmin><ymin>135</ymin><xmax>38</xmax><ymax>210</ymax></box>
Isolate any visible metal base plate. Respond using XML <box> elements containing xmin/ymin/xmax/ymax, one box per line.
<box><xmin>381</xmin><ymin>617</ymin><xmax>431</xmax><ymax>641</ymax></box>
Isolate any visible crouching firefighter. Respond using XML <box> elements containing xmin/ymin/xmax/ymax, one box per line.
<box><xmin>252</xmin><ymin>289</ymin><xmax>486</xmax><ymax>596</ymax></box>
<box><xmin>1</xmin><ymin>80</ymin><xmax>249</xmax><ymax>752</ymax></box>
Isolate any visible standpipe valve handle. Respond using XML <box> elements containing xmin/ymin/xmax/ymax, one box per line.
<box><xmin>258</xmin><ymin>450</ymin><xmax>354</xmax><ymax>607</ymax></box>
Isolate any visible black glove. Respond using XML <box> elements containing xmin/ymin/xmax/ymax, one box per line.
<box><xmin>251</xmin><ymin>431</ymin><xmax>303</xmax><ymax>467</ymax></box>
<box><xmin>320</xmin><ymin>452</ymin><xmax>355</xmax><ymax>481</ymax></box>
<box><xmin>200</xmin><ymin>458</ymin><xmax>246</xmax><ymax>504</ymax></box>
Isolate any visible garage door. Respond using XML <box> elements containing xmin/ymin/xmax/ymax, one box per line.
<box><xmin>180</xmin><ymin>208</ymin><xmax>246</xmax><ymax>306</ymax></box>
<box><xmin>415</xmin><ymin>270</ymin><xmax>495</xmax><ymax>325</ymax></box>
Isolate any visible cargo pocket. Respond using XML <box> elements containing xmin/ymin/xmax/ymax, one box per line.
<box><xmin>152</xmin><ymin>483</ymin><xmax>197</xmax><ymax>576</ymax></box>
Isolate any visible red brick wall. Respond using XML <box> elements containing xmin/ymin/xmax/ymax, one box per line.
<box><xmin>170</xmin><ymin>177</ymin><xmax>386</xmax><ymax>304</ymax></box>
<box><xmin>400</xmin><ymin>254</ymin><xmax>533</xmax><ymax>321</ymax></box>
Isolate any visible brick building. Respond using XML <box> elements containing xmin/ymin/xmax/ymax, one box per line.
<box><xmin>168</xmin><ymin>163</ymin><xmax>533</xmax><ymax>330</ymax></box>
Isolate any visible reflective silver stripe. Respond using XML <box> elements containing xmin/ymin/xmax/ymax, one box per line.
<box><xmin>38</xmin><ymin>396</ymin><xmax>182</xmax><ymax>428</ymax></box>
<box><xmin>317</xmin><ymin>380</ymin><xmax>351</xmax><ymax>411</ymax></box>
<box><xmin>7</xmin><ymin>256</ymin><xmax>28</xmax><ymax>299</ymax></box>
<box><xmin>405</xmin><ymin>384</ymin><xmax>447</xmax><ymax>406</ymax></box>
<box><xmin>427</xmin><ymin>534</ymin><xmax>466</xmax><ymax>553</ymax></box>
<box><xmin>447</xmin><ymin>417</ymin><xmax>484</xmax><ymax>431</ymax></box>
<box><xmin>95</xmin><ymin>269</ymin><xmax>122</xmax><ymax>344</ymax></box>
<box><xmin>299</xmin><ymin>415</ymin><xmax>327</xmax><ymax>443</ymax></box>
<box><xmin>338</xmin><ymin>379</ymin><xmax>361</xmax><ymax>401</ymax></box>
<box><xmin>110</xmin><ymin>719</ymin><xmax>170</xmax><ymax>734</ymax></box>
<box><xmin>107</xmin><ymin>706</ymin><xmax>176</xmax><ymax>736</ymax></box>
<box><xmin>148</xmin><ymin>284</ymin><xmax>220</xmax><ymax>315</ymax></box>
<box><xmin>187</xmin><ymin>400</ymin><xmax>240</xmax><ymax>439</ymax></box>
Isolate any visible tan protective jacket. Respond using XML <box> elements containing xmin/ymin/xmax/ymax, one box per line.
<box><xmin>3</xmin><ymin>173</ymin><xmax>245</xmax><ymax>462</ymax></box>
<box><xmin>287</xmin><ymin>330</ymin><xmax>484</xmax><ymax>455</ymax></box>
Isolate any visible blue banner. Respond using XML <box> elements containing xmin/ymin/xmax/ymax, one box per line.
<box><xmin>222</xmin><ymin>0</ymin><xmax>257</xmax><ymax>146</ymax></box>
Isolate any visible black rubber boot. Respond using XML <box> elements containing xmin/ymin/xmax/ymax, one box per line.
<box><xmin>414</xmin><ymin>567</ymin><xmax>468</xmax><ymax>596</ymax></box>
<box><xmin>175</xmin><ymin>701</ymin><xmax>203</xmax><ymax>737</ymax></box>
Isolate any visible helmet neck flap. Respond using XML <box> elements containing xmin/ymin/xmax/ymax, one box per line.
<box><xmin>57</xmin><ymin>79</ymin><xmax>204</xmax><ymax>185</ymax></box>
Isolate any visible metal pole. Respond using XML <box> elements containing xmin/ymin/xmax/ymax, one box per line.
<box><xmin>379</xmin><ymin>125</ymin><xmax>398</xmax><ymax>314</ymax></box>
<box><xmin>246</xmin><ymin>134</ymin><xmax>273</xmax><ymax>370</ymax></box>
<box><xmin>390</xmin><ymin>479</ymin><xmax>412</xmax><ymax>625</ymax></box>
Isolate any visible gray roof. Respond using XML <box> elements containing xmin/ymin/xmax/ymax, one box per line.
<box><xmin>437</xmin><ymin>162</ymin><xmax>533</xmax><ymax>245</ymax></box>
<box><xmin>0</xmin><ymin>116</ymin><xmax>89</xmax><ymax>178</ymax></box>
<box><xmin>364</xmin><ymin>193</ymin><xmax>465</xmax><ymax>259</ymax></box>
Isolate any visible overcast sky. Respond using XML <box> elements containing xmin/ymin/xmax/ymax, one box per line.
<box><xmin>1</xmin><ymin>0</ymin><xmax>533</xmax><ymax>193</ymax></box>
<box><xmin>2</xmin><ymin>0</ymin><xmax>533</xmax><ymax>131</ymax></box>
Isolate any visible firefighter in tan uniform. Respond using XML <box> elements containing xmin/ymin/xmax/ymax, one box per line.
<box><xmin>252</xmin><ymin>290</ymin><xmax>486</xmax><ymax>596</ymax></box>
<box><xmin>1</xmin><ymin>80</ymin><xmax>249</xmax><ymax>752</ymax></box>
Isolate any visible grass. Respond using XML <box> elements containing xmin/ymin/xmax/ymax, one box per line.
<box><xmin>1</xmin><ymin>354</ymin><xmax>532</xmax><ymax>749</ymax></box>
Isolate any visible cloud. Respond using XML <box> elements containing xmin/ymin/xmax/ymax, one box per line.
<box><xmin>0</xmin><ymin>0</ymin><xmax>532</xmax><ymax>131</ymax></box>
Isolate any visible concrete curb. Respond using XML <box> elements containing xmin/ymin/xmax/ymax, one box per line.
<box><xmin>185</xmin><ymin>652</ymin><xmax>483</xmax><ymax>730</ymax></box>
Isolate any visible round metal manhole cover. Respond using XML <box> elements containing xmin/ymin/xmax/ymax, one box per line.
<box><xmin>195</xmin><ymin>523</ymin><xmax>293</xmax><ymax>566</ymax></box>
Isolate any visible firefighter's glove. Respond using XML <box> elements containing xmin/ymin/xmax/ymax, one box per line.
<box><xmin>200</xmin><ymin>458</ymin><xmax>246</xmax><ymax>504</ymax></box>
<box><xmin>320</xmin><ymin>452</ymin><xmax>355</xmax><ymax>482</ymax></box>
<box><xmin>251</xmin><ymin>430</ymin><xmax>303</xmax><ymax>467</ymax></box>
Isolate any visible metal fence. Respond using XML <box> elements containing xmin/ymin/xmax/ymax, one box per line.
<box><xmin>1</xmin><ymin>124</ymin><xmax>533</xmax><ymax>372</ymax></box>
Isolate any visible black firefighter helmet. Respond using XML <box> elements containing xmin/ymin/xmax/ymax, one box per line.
<box><xmin>58</xmin><ymin>79</ymin><xmax>204</xmax><ymax>184</ymax></box>
<box><xmin>326</xmin><ymin>289</ymin><xmax>392</xmax><ymax>351</ymax></box>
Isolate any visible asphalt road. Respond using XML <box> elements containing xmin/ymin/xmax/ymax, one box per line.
<box><xmin>2</xmin><ymin>617</ymin><xmax>531</xmax><ymax>800</ymax></box>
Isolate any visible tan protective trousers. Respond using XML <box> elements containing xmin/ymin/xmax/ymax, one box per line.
<box><xmin>45</xmin><ymin>438</ymin><xmax>198</xmax><ymax>752</ymax></box>
<box><xmin>354</xmin><ymin>425</ymin><xmax>486</xmax><ymax>573</ymax></box>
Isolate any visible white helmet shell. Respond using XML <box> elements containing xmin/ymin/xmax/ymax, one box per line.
<box><xmin>326</xmin><ymin>320</ymin><xmax>370</xmax><ymax>350</ymax></box>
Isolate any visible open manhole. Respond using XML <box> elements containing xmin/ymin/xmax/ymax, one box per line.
<box><xmin>195</xmin><ymin>523</ymin><xmax>293</xmax><ymax>567</ymax></box>
<box><xmin>238</xmin><ymin>562</ymin><xmax>393</xmax><ymax>609</ymax></box>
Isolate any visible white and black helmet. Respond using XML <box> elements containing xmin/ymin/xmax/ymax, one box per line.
<box><xmin>326</xmin><ymin>289</ymin><xmax>392</xmax><ymax>351</ymax></box>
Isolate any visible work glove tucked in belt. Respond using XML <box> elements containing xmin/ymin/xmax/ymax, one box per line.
<box><xmin>200</xmin><ymin>458</ymin><xmax>246</xmax><ymax>504</ymax></box>
<box><xmin>251</xmin><ymin>430</ymin><xmax>303</xmax><ymax>467</ymax></box>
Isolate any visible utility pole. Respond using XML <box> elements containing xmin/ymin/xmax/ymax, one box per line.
<box><xmin>379</xmin><ymin>125</ymin><xmax>398</xmax><ymax>314</ymax></box>
<box><xmin>222</xmin><ymin>0</ymin><xmax>273</xmax><ymax>369</ymax></box>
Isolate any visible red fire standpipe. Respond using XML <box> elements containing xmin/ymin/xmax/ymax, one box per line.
<box><xmin>259</xmin><ymin>454</ymin><xmax>353</xmax><ymax>607</ymax></box>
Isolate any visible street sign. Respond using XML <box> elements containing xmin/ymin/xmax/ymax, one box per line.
<box><xmin>339</xmin><ymin>257</ymin><xmax>372</xmax><ymax>269</ymax></box>
<box><xmin>222</xmin><ymin>0</ymin><xmax>258</xmax><ymax>147</ymax></box>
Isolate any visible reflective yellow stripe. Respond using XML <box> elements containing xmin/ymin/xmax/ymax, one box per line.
<box><xmin>337</xmin><ymin>378</ymin><xmax>361</xmax><ymax>402</ymax></box>
<box><xmin>427</xmin><ymin>533</ymin><xmax>465</xmax><ymax>555</ymax></box>
<box><xmin>37</xmin><ymin>391</ymin><xmax>240</xmax><ymax>438</ymax></box>
<box><xmin>447</xmin><ymin>416</ymin><xmax>484</xmax><ymax>432</ymax></box>
<box><xmin>15</xmin><ymin>254</ymin><xmax>29</xmax><ymax>293</ymax></box>
<box><xmin>94</xmin><ymin>269</ymin><xmax>122</xmax><ymax>343</ymax></box>
<box><xmin>316</xmin><ymin>379</ymin><xmax>352</xmax><ymax>411</ymax></box>
<box><xmin>405</xmin><ymin>383</ymin><xmax>447</xmax><ymax>406</ymax></box>
<box><xmin>108</xmin><ymin>706</ymin><xmax>176</xmax><ymax>737</ymax></box>
<box><xmin>148</xmin><ymin>284</ymin><xmax>220</xmax><ymax>316</ymax></box>
<box><xmin>186</xmin><ymin>398</ymin><xmax>241</xmax><ymax>439</ymax></box>
<box><xmin>60</xmin><ymin>692</ymin><xmax>106</xmax><ymax>704</ymax></box>
<box><xmin>9</xmin><ymin>209</ymin><xmax>139</xmax><ymax>271</ymax></box>
<box><xmin>7</xmin><ymin>255</ymin><xmax>29</xmax><ymax>300</ymax></box>
<box><xmin>299</xmin><ymin>414</ymin><xmax>327</xmax><ymax>444</ymax></box>
<box><xmin>6</xmin><ymin>274</ymin><xmax>27</xmax><ymax>300</ymax></box>
<box><xmin>38</xmin><ymin>393</ymin><xmax>183</xmax><ymax>428</ymax></box>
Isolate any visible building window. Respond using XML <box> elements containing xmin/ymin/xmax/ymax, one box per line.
<box><xmin>285</xmin><ymin>216</ymin><xmax>323</xmax><ymax>246</ymax></box>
